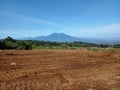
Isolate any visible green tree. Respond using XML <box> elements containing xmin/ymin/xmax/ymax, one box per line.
<box><xmin>5</xmin><ymin>36</ymin><xmax>16</xmax><ymax>43</ymax></box>
<box><xmin>114</xmin><ymin>44</ymin><xmax>120</xmax><ymax>48</ymax></box>
<box><xmin>17</xmin><ymin>40</ymin><xmax>32</xmax><ymax>50</ymax></box>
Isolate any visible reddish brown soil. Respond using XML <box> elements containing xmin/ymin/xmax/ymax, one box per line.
<box><xmin>0</xmin><ymin>49</ymin><xmax>120</xmax><ymax>90</ymax></box>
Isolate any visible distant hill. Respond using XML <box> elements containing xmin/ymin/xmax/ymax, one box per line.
<box><xmin>20</xmin><ymin>33</ymin><xmax>120</xmax><ymax>44</ymax></box>
<box><xmin>33</xmin><ymin>33</ymin><xmax>81</xmax><ymax>42</ymax></box>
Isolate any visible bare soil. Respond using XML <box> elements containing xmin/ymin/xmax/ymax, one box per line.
<box><xmin>0</xmin><ymin>49</ymin><xmax>120</xmax><ymax>90</ymax></box>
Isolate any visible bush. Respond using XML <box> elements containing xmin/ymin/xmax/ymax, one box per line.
<box><xmin>17</xmin><ymin>40</ymin><xmax>32</xmax><ymax>50</ymax></box>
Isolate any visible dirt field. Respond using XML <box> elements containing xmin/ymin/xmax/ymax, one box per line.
<box><xmin>0</xmin><ymin>49</ymin><xmax>120</xmax><ymax>90</ymax></box>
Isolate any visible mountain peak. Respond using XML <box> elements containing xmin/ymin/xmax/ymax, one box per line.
<box><xmin>49</xmin><ymin>33</ymin><xmax>65</xmax><ymax>36</ymax></box>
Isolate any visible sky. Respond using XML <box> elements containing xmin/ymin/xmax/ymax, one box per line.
<box><xmin>0</xmin><ymin>0</ymin><xmax>120</xmax><ymax>39</ymax></box>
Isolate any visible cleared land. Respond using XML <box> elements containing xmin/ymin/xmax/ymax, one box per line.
<box><xmin>0</xmin><ymin>49</ymin><xmax>120</xmax><ymax>90</ymax></box>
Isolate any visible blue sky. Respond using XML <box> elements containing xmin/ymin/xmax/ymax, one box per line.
<box><xmin>0</xmin><ymin>0</ymin><xmax>120</xmax><ymax>39</ymax></box>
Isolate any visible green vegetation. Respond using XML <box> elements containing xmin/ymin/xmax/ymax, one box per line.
<box><xmin>113</xmin><ymin>88</ymin><xmax>120</xmax><ymax>90</ymax></box>
<box><xmin>0</xmin><ymin>36</ymin><xmax>32</xmax><ymax>50</ymax></box>
<box><xmin>0</xmin><ymin>36</ymin><xmax>120</xmax><ymax>50</ymax></box>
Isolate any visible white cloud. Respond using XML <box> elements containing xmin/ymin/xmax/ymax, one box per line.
<box><xmin>0</xmin><ymin>11</ymin><xmax>58</xmax><ymax>26</ymax></box>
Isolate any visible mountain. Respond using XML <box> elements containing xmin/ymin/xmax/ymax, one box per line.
<box><xmin>32</xmin><ymin>33</ymin><xmax>81</xmax><ymax>42</ymax></box>
<box><xmin>20</xmin><ymin>33</ymin><xmax>120</xmax><ymax>44</ymax></box>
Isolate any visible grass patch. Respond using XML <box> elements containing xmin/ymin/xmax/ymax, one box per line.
<box><xmin>113</xmin><ymin>88</ymin><xmax>120</xmax><ymax>90</ymax></box>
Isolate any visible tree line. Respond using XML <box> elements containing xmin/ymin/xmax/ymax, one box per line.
<box><xmin>0</xmin><ymin>36</ymin><xmax>32</xmax><ymax>50</ymax></box>
<box><xmin>0</xmin><ymin>36</ymin><xmax>120</xmax><ymax>50</ymax></box>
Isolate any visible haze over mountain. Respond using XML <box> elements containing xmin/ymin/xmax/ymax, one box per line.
<box><xmin>20</xmin><ymin>33</ymin><xmax>120</xmax><ymax>44</ymax></box>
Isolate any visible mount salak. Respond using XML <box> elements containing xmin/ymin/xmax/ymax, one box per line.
<box><xmin>21</xmin><ymin>33</ymin><xmax>120</xmax><ymax>44</ymax></box>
